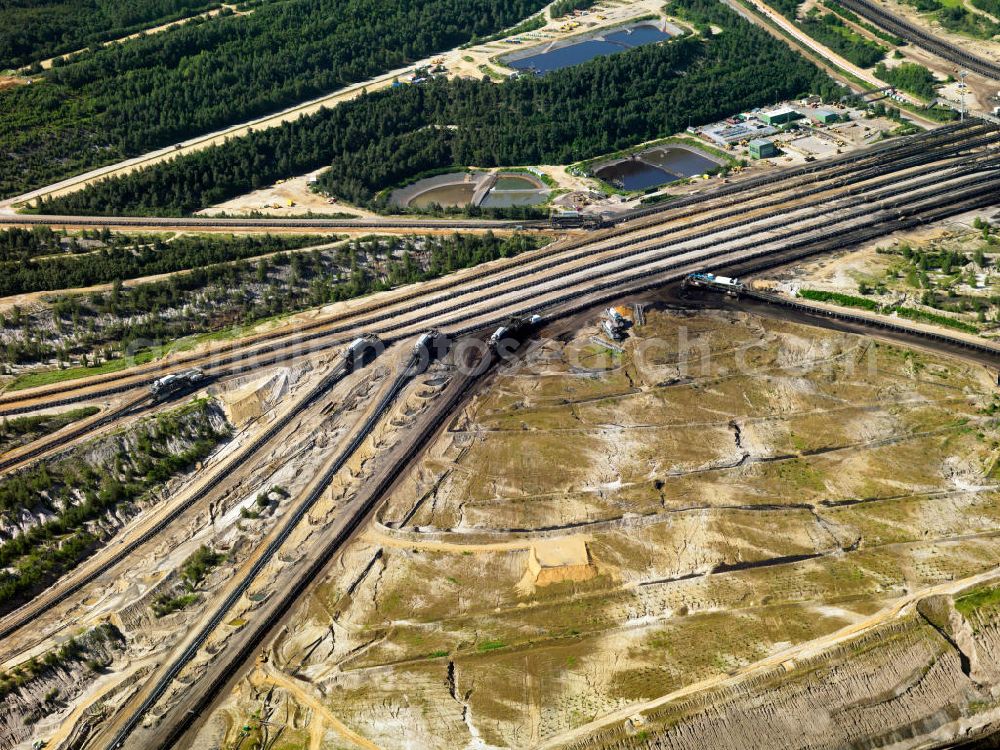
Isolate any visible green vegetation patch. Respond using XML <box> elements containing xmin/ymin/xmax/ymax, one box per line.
<box><xmin>900</xmin><ymin>0</ymin><xmax>1000</xmax><ymax>37</ymax></box>
<box><xmin>1</xmin><ymin>0</ymin><xmax>551</xmax><ymax>199</ymax></box>
<box><xmin>0</xmin><ymin>227</ymin><xmax>330</xmax><ymax>294</ymax></box>
<box><xmin>0</xmin><ymin>406</ymin><xmax>99</xmax><ymax>454</ymax></box>
<box><xmin>550</xmin><ymin>0</ymin><xmax>599</xmax><ymax>18</ymax></box>
<box><xmin>0</xmin><ymin>624</ymin><xmax>123</xmax><ymax>702</ymax></box>
<box><xmin>2</xmin><ymin>232</ymin><xmax>545</xmax><ymax>376</ymax></box>
<box><xmin>821</xmin><ymin>1</ymin><xmax>905</xmax><ymax>44</ymax></box>
<box><xmin>874</xmin><ymin>61</ymin><xmax>939</xmax><ymax>100</ymax></box>
<box><xmin>152</xmin><ymin>591</ymin><xmax>200</xmax><ymax>618</ymax></box>
<box><xmin>477</xmin><ymin>639</ymin><xmax>507</xmax><ymax>652</ymax></box>
<box><xmin>971</xmin><ymin>0</ymin><xmax>1000</xmax><ymax>16</ymax></box>
<box><xmin>893</xmin><ymin>306</ymin><xmax>979</xmax><ymax>333</ymax></box>
<box><xmin>474</xmin><ymin>12</ymin><xmax>547</xmax><ymax>45</ymax></box>
<box><xmin>799</xmin><ymin>10</ymin><xmax>887</xmax><ymax>68</ymax></box>
<box><xmin>797</xmin><ymin>288</ymin><xmax>980</xmax><ymax>333</ymax></box>
<box><xmin>798</xmin><ymin>289</ymin><xmax>879</xmax><ymax>310</ymax></box>
<box><xmin>180</xmin><ymin>544</ymin><xmax>225</xmax><ymax>589</ymax></box>
<box><xmin>0</xmin><ymin>399</ymin><xmax>231</xmax><ymax>612</ymax></box>
<box><xmin>1</xmin><ymin>0</ymin><xmax>223</xmax><ymax>70</ymax></box>
<box><xmin>955</xmin><ymin>584</ymin><xmax>1000</xmax><ymax>619</ymax></box>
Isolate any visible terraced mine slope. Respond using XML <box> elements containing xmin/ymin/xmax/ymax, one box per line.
<box><xmin>196</xmin><ymin>305</ymin><xmax>1000</xmax><ymax>749</ymax></box>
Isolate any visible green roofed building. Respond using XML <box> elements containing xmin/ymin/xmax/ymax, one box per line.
<box><xmin>810</xmin><ymin>108</ymin><xmax>839</xmax><ymax>124</ymax></box>
<box><xmin>749</xmin><ymin>139</ymin><xmax>778</xmax><ymax>159</ymax></box>
<box><xmin>760</xmin><ymin>106</ymin><xmax>803</xmax><ymax>126</ymax></box>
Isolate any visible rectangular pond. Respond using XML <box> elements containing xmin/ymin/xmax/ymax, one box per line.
<box><xmin>506</xmin><ymin>23</ymin><xmax>673</xmax><ymax>75</ymax></box>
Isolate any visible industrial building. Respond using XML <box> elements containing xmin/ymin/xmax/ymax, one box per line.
<box><xmin>749</xmin><ymin>138</ymin><xmax>778</xmax><ymax>159</ymax></box>
<box><xmin>809</xmin><ymin>108</ymin><xmax>839</xmax><ymax>124</ymax></box>
<box><xmin>760</xmin><ymin>106</ymin><xmax>804</xmax><ymax>126</ymax></box>
<box><xmin>701</xmin><ymin>121</ymin><xmax>777</xmax><ymax>145</ymax></box>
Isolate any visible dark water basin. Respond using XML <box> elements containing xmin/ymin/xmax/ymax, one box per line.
<box><xmin>507</xmin><ymin>24</ymin><xmax>671</xmax><ymax>75</ymax></box>
<box><xmin>594</xmin><ymin>146</ymin><xmax>721</xmax><ymax>191</ymax></box>
<box><xmin>595</xmin><ymin>159</ymin><xmax>676</xmax><ymax>191</ymax></box>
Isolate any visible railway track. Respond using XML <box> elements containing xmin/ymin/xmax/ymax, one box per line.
<box><xmin>0</xmin><ymin>393</ymin><xmax>150</xmax><ymax>474</ymax></box>
<box><xmin>0</xmin><ymin>121</ymin><xmax>995</xmax><ymax>418</ymax></box>
<box><xmin>743</xmin><ymin>290</ymin><xmax>1000</xmax><ymax>355</ymax></box>
<box><xmin>0</xmin><ymin>129</ymin><xmax>996</xmax><ymax>487</ymax></box>
<box><xmin>0</xmin><ymin>354</ymin><xmax>357</xmax><ymax>643</ymax></box>
<box><xmin>0</xmin><ymin>214</ymin><xmax>546</xmax><ymax>231</ymax></box>
<box><xmin>0</xmin><ymin>123</ymin><xmax>996</xmax><ymax>740</ymax></box>
<box><xmin>836</xmin><ymin>0</ymin><xmax>1000</xmax><ymax>81</ymax></box>
<box><xmin>0</xmin><ymin>141</ymin><xmax>990</xmax><ymax>747</ymax></box>
<box><xmin>103</xmin><ymin>343</ymin><xmax>433</xmax><ymax>750</ymax></box>
<box><xmin>104</xmin><ymin>174</ymin><xmax>1000</xmax><ymax>750</ymax></box>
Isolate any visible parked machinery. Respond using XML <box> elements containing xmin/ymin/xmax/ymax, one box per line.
<box><xmin>346</xmin><ymin>334</ymin><xmax>382</xmax><ymax>369</ymax></box>
<box><xmin>413</xmin><ymin>329</ymin><xmax>446</xmax><ymax>365</ymax></box>
<box><xmin>603</xmin><ymin>307</ymin><xmax>629</xmax><ymax>340</ymax></box>
<box><xmin>549</xmin><ymin>210</ymin><xmax>613</xmax><ymax>230</ymax></box>
<box><xmin>149</xmin><ymin>368</ymin><xmax>205</xmax><ymax>400</ymax></box>
<box><xmin>683</xmin><ymin>272</ymin><xmax>746</xmax><ymax>296</ymax></box>
<box><xmin>413</xmin><ymin>330</ymin><xmax>440</xmax><ymax>355</ymax></box>
<box><xmin>488</xmin><ymin>325</ymin><xmax>511</xmax><ymax>349</ymax></box>
<box><xmin>488</xmin><ymin>314</ymin><xmax>545</xmax><ymax>351</ymax></box>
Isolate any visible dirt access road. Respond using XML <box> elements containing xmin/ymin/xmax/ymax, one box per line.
<box><xmin>537</xmin><ymin>565</ymin><xmax>1000</xmax><ymax>749</ymax></box>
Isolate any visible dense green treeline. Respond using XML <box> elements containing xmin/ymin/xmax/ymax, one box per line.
<box><xmin>0</xmin><ymin>0</ymin><xmax>549</xmax><ymax>198</ymax></box>
<box><xmin>798</xmin><ymin>10</ymin><xmax>887</xmax><ymax>67</ymax></box>
<box><xmin>0</xmin><ymin>226</ymin><xmax>75</xmax><ymax>262</ymax></box>
<box><xmin>767</xmin><ymin>0</ymin><xmax>893</xmax><ymax>68</ymax></box>
<box><xmin>1</xmin><ymin>232</ymin><xmax>542</xmax><ymax>368</ymax></box>
<box><xmin>0</xmin><ymin>400</ymin><xmax>230</xmax><ymax>611</ymax></box>
<box><xmin>0</xmin><ymin>0</ymin><xmax>220</xmax><ymax>70</ymax></box>
<box><xmin>42</xmin><ymin>0</ymin><xmax>840</xmax><ymax>216</ymax></box>
<box><xmin>874</xmin><ymin>61</ymin><xmax>938</xmax><ymax>100</ymax></box>
<box><xmin>549</xmin><ymin>0</ymin><xmax>598</xmax><ymax>18</ymax></box>
<box><xmin>0</xmin><ymin>230</ymin><xmax>329</xmax><ymax>294</ymax></box>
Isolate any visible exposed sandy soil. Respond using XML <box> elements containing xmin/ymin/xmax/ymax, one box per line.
<box><xmin>194</xmin><ymin>306</ymin><xmax>1000</xmax><ymax>749</ymax></box>
<box><xmin>755</xmin><ymin>209</ymin><xmax>1000</xmax><ymax>342</ymax></box>
<box><xmin>198</xmin><ymin>174</ymin><xmax>376</xmax><ymax>218</ymax></box>
<box><xmin>17</xmin><ymin>4</ymin><xmax>252</xmax><ymax>73</ymax></box>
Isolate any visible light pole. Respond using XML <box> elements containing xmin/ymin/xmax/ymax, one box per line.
<box><xmin>959</xmin><ymin>70</ymin><xmax>968</xmax><ymax>121</ymax></box>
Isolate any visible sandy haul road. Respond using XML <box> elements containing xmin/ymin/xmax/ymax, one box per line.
<box><xmin>537</xmin><ymin>566</ymin><xmax>1000</xmax><ymax>749</ymax></box>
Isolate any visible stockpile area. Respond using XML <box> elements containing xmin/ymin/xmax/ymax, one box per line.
<box><xmin>205</xmin><ymin>306</ymin><xmax>1000</xmax><ymax>749</ymax></box>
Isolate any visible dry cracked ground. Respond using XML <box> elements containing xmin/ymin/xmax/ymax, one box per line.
<box><xmin>196</xmin><ymin>306</ymin><xmax>1000</xmax><ymax>750</ymax></box>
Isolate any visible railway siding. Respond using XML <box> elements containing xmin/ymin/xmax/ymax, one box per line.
<box><xmin>838</xmin><ymin>0</ymin><xmax>1000</xmax><ymax>80</ymax></box>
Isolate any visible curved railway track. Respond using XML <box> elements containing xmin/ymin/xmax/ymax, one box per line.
<box><xmin>0</xmin><ymin>355</ymin><xmax>357</xmax><ymax>642</ymax></box>
<box><xmin>743</xmin><ymin>289</ymin><xmax>1000</xmax><ymax>354</ymax></box>
<box><xmin>105</xmin><ymin>345</ymin><xmax>429</xmax><ymax>750</ymax></box>
<box><xmin>0</xmin><ymin>121</ymin><xmax>994</xmax><ymax>418</ymax></box>
<box><xmin>0</xmin><ymin>126</ymin><xmax>996</xmax><ymax>485</ymax></box>
<box><xmin>837</xmin><ymin>0</ymin><xmax>1000</xmax><ymax>81</ymax></box>
<box><xmin>0</xmin><ymin>124</ymin><xmax>996</xmax><ymax>749</ymax></box>
<box><xmin>5</xmin><ymin>138</ymin><xmax>998</xmax><ymax>477</ymax></box>
<box><xmin>0</xmin><ymin>145</ymin><xmax>988</xmax><ymax>422</ymax></box>
<box><xmin>106</xmin><ymin>177</ymin><xmax>1000</xmax><ymax>750</ymax></box>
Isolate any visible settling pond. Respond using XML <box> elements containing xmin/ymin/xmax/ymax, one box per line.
<box><xmin>504</xmin><ymin>23</ymin><xmax>674</xmax><ymax>75</ymax></box>
<box><xmin>391</xmin><ymin>172</ymin><xmax>548</xmax><ymax>209</ymax></box>
<box><xmin>593</xmin><ymin>145</ymin><xmax>723</xmax><ymax>191</ymax></box>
